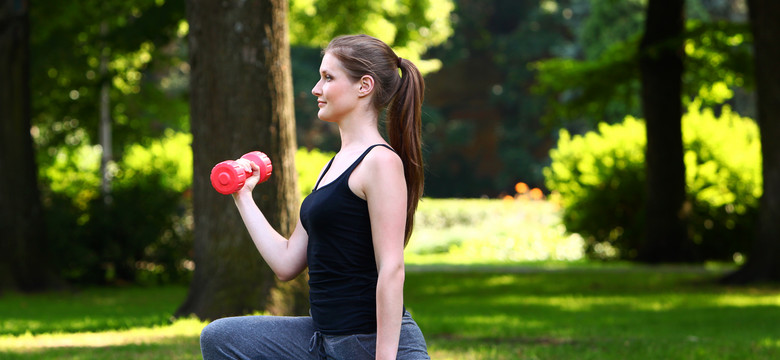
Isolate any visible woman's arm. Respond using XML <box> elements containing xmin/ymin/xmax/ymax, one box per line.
<box><xmin>355</xmin><ymin>148</ymin><xmax>407</xmax><ymax>360</ymax></box>
<box><xmin>232</xmin><ymin>160</ymin><xmax>309</xmax><ymax>281</ymax></box>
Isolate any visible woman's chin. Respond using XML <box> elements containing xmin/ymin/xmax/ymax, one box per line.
<box><xmin>317</xmin><ymin>112</ymin><xmax>337</xmax><ymax>123</ymax></box>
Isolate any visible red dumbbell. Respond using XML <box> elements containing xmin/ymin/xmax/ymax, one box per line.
<box><xmin>210</xmin><ymin>151</ymin><xmax>273</xmax><ymax>195</ymax></box>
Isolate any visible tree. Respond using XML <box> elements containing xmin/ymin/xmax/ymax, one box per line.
<box><xmin>27</xmin><ymin>0</ymin><xmax>191</xmax><ymax>285</ymax></box>
<box><xmin>175</xmin><ymin>0</ymin><xmax>304</xmax><ymax>320</ymax></box>
<box><xmin>724</xmin><ymin>0</ymin><xmax>780</xmax><ymax>283</ymax></box>
<box><xmin>533</xmin><ymin>2</ymin><xmax>755</xmax><ymax>262</ymax></box>
<box><xmin>0</xmin><ymin>0</ymin><xmax>52</xmax><ymax>291</ymax></box>
<box><xmin>29</xmin><ymin>0</ymin><xmax>187</xmax><ymax>160</ymax></box>
<box><xmin>637</xmin><ymin>0</ymin><xmax>691</xmax><ymax>262</ymax></box>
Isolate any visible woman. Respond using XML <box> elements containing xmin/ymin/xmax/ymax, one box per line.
<box><xmin>199</xmin><ymin>34</ymin><xmax>429</xmax><ymax>360</ymax></box>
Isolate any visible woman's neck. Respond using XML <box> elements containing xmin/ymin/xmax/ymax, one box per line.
<box><xmin>337</xmin><ymin>113</ymin><xmax>385</xmax><ymax>152</ymax></box>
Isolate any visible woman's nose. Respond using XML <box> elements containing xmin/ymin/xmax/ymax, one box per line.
<box><xmin>312</xmin><ymin>81</ymin><xmax>322</xmax><ymax>96</ymax></box>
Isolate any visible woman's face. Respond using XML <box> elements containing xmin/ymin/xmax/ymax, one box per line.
<box><xmin>311</xmin><ymin>53</ymin><xmax>361</xmax><ymax>122</ymax></box>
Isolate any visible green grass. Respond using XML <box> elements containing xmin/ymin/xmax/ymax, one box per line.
<box><xmin>0</xmin><ymin>286</ymin><xmax>204</xmax><ymax>359</ymax></box>
<box><xmin>1</xmin><ymin>199</ymin><xmax>778</xmax><ymax>359</ymax></box>
<box><xmin>407</xmin><ymin>265</ymin><xmax>780</xmax><ymax>359</ymax></box>
<box><xmin>0</xmin><ymin>286</ymin><xmax>187</xmax><ymax>336</ymax></box>
<box><xmin>2</xmin><ymin>265</ymin><xmax>779</xmax><ymax>359</ymax></box>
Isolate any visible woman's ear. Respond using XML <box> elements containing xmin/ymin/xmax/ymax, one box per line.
<box><xmin>358</xmin><ymin>75</ymin><xmax>375</xmax><ymax>97</ymax></box>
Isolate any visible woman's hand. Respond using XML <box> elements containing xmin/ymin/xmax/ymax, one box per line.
<box><xmin>232</xmin><ymin>158</ymin><xmax>262</xmax><ymax>198</ymax></box>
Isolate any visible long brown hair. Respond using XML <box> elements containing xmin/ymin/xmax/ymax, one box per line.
<box><xmin>324</xmin><ymin>34</ymin><xmax>424</xmax><ymax>246</ymax></box>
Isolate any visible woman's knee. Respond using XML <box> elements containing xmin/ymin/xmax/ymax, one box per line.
<box><xmin>200</xmin><ymin>318</ymin><xmax>231</xmax><ymax>350</ymax></box>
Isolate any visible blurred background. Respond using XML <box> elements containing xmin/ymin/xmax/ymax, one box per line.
<box><xmin>3</xmin><ymin>0</ymin><xmax>771</xmax><ymax>289</ymax></box>
<box><xmin>2</xmin><ymin>0</ymin><xmax>776</xmax><ymax>310</ymax></box>
<box><xmin>4</xmin><ymin>0</ymin><xmax>780</xmax><ymax>358</ymax></box>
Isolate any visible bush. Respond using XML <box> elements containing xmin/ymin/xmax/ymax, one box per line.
<box><xmin>42</xmin><ymin>131</ymin><xmax>193</xmax><ymax>285</ymax></box>
<box><xmin>40</xmin><ymin>135</ymin><xmax>336</xmax><ymax>284</ymax></box>
<box><xmin>544</xmin><ymin>101</ymin><xmax>761</xmax><ymax>261</ymax></box>
<box><xmin>296</xmin><ymin>147</ymin><xmax>334</xmax><ymax>196</ymax></box>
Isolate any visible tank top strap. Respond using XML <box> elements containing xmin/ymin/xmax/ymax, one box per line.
<box><xmin>313</xmin><ymin>157</ymin><xmax>335</xmax><ymax>191</ymax></box>
<box><xmin>343</xmin><ymin>144</ymin><xmax>395</xmax><ymax>178</ymax></box>
<box><xmin>312</xmin><ymin>144</ymin><xmax>395</xmax><ymax>192</ymax></box>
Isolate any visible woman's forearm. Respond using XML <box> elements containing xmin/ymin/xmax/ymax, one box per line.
<box><xmin>233</xmin><ymin>192</ymin><xmax>307</xmax><ymax>281</ymax></box>
<box><xmin>375</xmin><ymin>262</ymin><xmax>405</xmax><ymax>359</ymax></box>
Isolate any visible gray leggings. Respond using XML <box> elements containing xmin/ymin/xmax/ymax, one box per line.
<box><xmin>200</xmin><ymin>311</ymin><xmax>430</xmax><ymax>359</ymax></box>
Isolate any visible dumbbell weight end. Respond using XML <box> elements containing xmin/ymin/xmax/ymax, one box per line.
<box><xmin>210</xmin><ymin>151</ymin><xmax>273</xmax><ymax>195</ymax></box>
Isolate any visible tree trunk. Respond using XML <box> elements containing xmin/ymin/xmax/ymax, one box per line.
<box><xmin>0</xmin><ymin>0</ymin><xmax>52</xmax><ymax>291</ymax></box>
<box><xmin>637</xmin><ymin>0</ymin><xmax>691</xmax><ymax>263</ymax></box>
<box><xmin>99</xmin><ymin>21</ymin><xmax>113</xmax><ymax>204</ymax></box>
<box><xmin>723</xmin><ymin>0</ymin><xmax>780</xmax><ymax>283</ymax></box>
<box><xmin>175</xmin><ymin>0</ymin><xmax>306</xmax><ymax>320</ymax></box>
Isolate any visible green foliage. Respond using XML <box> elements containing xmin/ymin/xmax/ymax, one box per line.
<box><xmin>41</xmin><ymin>131</ymin><xmax>193</xmax><ymax>208</ymax></box>
<box><xmin>533</xmin><ymin>18</ymin><xmax>754</xmax><ymax>128</ymax></box>
<box><xmin>532</xmin><ymin>36</ymin><xmax>642</xmax><ymax>126</ymax></box>
<box><xmin>42</xmin><ymin>144</ymin><xmax>103</xmax><ymax>211</ymax></box>
<box><xmin>295</xmin><ymin>147</ymin><xmax>335</xmax><ymax>196</ymax></box>
<box><xmin>39</xmin><ymin>140</ymin><xmax>336</xmax><ymax>285</ymax></box>
<box><xmin>579</xmin><ymin>0</ymin><xmax>646</xmax><ymax>61</ymax></box>
<box><xmin>544</xmin><ymin>101</ymin><xmax>761</xmax><ymax>261</ymax></box>
<box><xmin>289</xmin><ymin>0</ymin><xmax>454</xmax><ymax>73</ymax></box>
<box><xmin>41</xmin><ymin>132</ymin><xmax>194</xmax><ymax>285</ymax></box>
<box><xmin>30</xmin><ymin>0</ymin><xmax>187</xmax><ymax>162</ymax></box>
<box><xmin>683</xmin><ymin>20</ymin><xmax>754</xmax><ymax>108</ymax></box>
<box><xmin>45</xmin><ymin>176</ymin><xmax>191</xmax><ymax>286</ymax></box>
<box><xmin>544</xmin><ymin>115</ymin><xmax>647</xmax><ymax>259</ymax></box>
<box><xmin>120</xmin><ymin>130</ymin><xmax>193</xmax><ymax>193</ymax></box>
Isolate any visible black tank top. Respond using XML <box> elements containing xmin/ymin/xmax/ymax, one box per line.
<box><xmin>299</xmin><ymin>144</ymin><xmax>395</xmax><ymax>335</ymax></box>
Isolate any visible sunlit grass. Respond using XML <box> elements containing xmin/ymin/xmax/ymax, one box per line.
<box><xmin>0</xmin><ymin>318</ymin><xmax>204</xmax><ymax>350</ymax></box>
<box><xmin>407</xmin><ymin>198</ymin><xmax>584</xmax><ymax>265</ymax></box>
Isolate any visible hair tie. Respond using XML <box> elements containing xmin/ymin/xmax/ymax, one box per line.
<box><xmin>397</xmin><ymin>57</ymin><xmax>403</xmax><ymax>68</ymax></box>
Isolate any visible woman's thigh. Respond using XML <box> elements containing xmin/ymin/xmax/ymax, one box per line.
<box><xmin>323</xmin><ymin>311</ymin><xmax>430</xmax><ymax>360</ymax></box>
<box><xmin>200</xmin><ymin>315</ymin><xmax>317</xmax><ymax>360</ymax></box>
<box><xmin>397</xmin><ymin>311</ymin><xmax>430</xmax><ymax>359</ymax></box>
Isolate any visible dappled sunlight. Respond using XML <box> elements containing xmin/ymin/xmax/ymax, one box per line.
<box><xmin>758</xmin><ymin>337</ymin><xmax>780</xmax><ymax>350</ymax></box>
<box><xmin>0</xmin><ymin>318</ymin><xmax>205</xmax><ymax>352</ymax></box>
<box><xmin>708</xmin><ymin>294</ymin><xmax>780</xmax><ymax>307</ymax></box>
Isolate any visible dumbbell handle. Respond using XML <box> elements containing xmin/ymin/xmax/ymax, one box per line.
<box><xmin>210</xmin><ymin>151</ymin><xmax>273</xmax><ymax>195</ymax></box>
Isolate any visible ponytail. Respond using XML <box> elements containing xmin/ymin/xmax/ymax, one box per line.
<box><xmin>387</xmin><ymin>59</ymin><xmax>424</xmax><ymax>246</ymax></box>
<box><xmin>324</xmin><ymin>35</ymin><xmax>426</xmax><ymax>246</ymax></box>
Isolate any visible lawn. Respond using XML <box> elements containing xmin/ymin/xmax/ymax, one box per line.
<box><xmin>408</xmin><ymin>264</ymin><xmax>780</xmax><ymax>359</ymax></box>
<box><xmin>2</xmin><ymin>264</ymin><xmax>779</xmax><ymax>359</ymax></box>
<box><xmin>1</xmin><ymin>199</ymin><xmax>779</xmax><ymax>359</ymax></box>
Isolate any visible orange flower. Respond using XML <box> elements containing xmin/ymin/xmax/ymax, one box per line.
<box><xmin>529</xmin><ymin>188</ymin><xmax>544</xmax><ymax>200</ymax></box>
<box><xmin>515</xmin><ymin>182</ymin><xmax>529</xmax><ymax>194</ymax></box>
